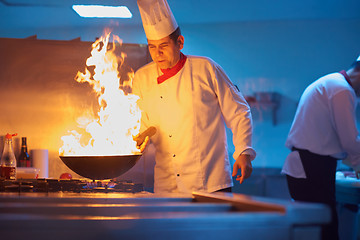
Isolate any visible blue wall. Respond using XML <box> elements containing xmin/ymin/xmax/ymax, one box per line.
<box><xmin>182</xmin><ymin>19</ymin><xmax>360</xmax><ymax>168</ymax></box>
<box><xmin>1</xmin><ymin>17</ymin><xmax>360</xmax><ymax>168</ymax></box>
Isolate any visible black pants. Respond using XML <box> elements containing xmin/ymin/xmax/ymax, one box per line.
<box><xmin>286</xmin><ymin>148</ymin><xmax>338</xmax><ymax>240</ymax></box>
<box><xmin>215</xmin><ymin>187</ymin><xmax>232</xmax><ymax>193</ymax></box>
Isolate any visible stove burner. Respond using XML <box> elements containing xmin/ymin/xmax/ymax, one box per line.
<box><xmin>83</xmin><ymin>180</ymin><xmax>143</xmax><ymax>193</ymax></box>
<box><xmin>0</xmin><ymin>178</ymin><xmax>143</xmax><ymax>193</ymax></box>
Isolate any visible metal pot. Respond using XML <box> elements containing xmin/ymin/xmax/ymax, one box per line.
<box><xmin>59</xmin><ymin>154</ymin><xmax>142</xmax><ymax>180</ymax></box>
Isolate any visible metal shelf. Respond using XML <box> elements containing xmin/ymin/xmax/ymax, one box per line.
<box><xmin>245</xmin><ymin>92</ymin><xmax>280</xmax><ymax>125</ymax></box>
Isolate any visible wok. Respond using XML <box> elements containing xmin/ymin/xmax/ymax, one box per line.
<box><xmin>59</xmin><ymin>127</ymin><xmax>156</xmax><ymax>180</ymax></box>
<box><xmin>59</xmin><ymin>154</ymin><xmax>142</xmax><ymax>180</ymax></box>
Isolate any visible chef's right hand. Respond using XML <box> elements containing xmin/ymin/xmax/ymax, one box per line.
<box><xmin>133</xmin><ymin>127</ymin><xmax>156</xmax><ymax>153</ymax></box>
<box><xmin>133</xmin><ymin>135</ymin><xmax>149</xmax><ymax>153</ymax></box>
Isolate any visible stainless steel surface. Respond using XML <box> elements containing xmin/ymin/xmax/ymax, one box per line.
<box><xmin>336</xmin><ymin>176</ymin><xmax>360</xmax><ymax>240</ymax></box>
<box><xmin>0</xmin><ymin>191</ymin><xmax>330</xmax><ymax>240</ymax></box>
<box><xmin>0</xmin><ymin>178</ymin><xmax>144</xmax><ymax>193</ymax></box>
<box><xmin>336</xmin><ymin>178</ymin><xmax>360</xmax><ymax>205</ymax></box>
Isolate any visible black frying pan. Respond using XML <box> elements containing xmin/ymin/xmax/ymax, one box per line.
<box><xmin>59</xmin><ymin>127</ymin><xmax>156</xmax><ymax>180</ymax></box>
<box><xmin>59</xmin><ymin>154</ymin><xmax>142</xmax><ymax>180</ymax></box>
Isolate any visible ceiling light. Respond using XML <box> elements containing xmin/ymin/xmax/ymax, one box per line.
<box><xmin>72</xmin><ymin>5</ymin><xmax>132</xmax><ymax>18</ymax></box>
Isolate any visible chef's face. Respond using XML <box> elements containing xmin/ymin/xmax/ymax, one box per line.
<box><xmin>147</xmin><ymin>35</ymin><xmax>184</xmax><ymax>69</ymax></box>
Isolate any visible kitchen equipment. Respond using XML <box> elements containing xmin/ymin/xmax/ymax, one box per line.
<box><xmin>336</xmin><ymin>172</ymin><xmax>360</xmax><ymax>240</ymax></box>
<box><xmin>16</xmin><ymin>167</ymin><xmax>40</xmax><ymax>179</ymax></box>
<box><xmin>59</xmin><ymin>154</ymin><xmax>142</xmax><ymax>180</ymax></box>
<box><xmin>59</xmin><ymin>127</ymin><xmax>156</xmax><ymax>180</ymax></box>
<box><xmin>0</xmin><ymin>191</ymin><xmax>330</xmax><ymax>240</ymax></box>
<box><xmin>31</xmin><ymin>149</ymin><xmax>48</xmax><ymax>178</ymax></box>
<box><xmin>0</xmin><ymin>178</ymin><xmax>143</xmax><ymax>193</ymax></box>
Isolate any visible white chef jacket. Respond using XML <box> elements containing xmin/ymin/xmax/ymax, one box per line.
<box><xmin>132</xmin><ymin>55</ymin><xmax>255</xmax><ymax>193</ymax></box>
<box><xmin>282</xmin><ymin>72</ymin><xmax>360</xmax><ymax>178</ymax></box>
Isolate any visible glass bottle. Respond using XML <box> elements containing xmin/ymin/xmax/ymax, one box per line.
<box><xmin>19</xmin><ymin>137</ymin><xmax>30</xmax><ymax>167</ymax></box>
<box><xmin>1</xmin><ymin>133</ymin><xmax>17</xmax><ymax>180</ymax></box>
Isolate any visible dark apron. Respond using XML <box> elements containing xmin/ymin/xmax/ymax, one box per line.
<box><xmin>286</xmin><ymin>147</ymin><xmax>338</xmax><ymax>240</ymax></box>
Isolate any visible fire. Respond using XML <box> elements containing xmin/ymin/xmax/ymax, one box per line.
<box><xmin>59</xmin><ymin>30</ymin><xmax>141</xmax><ymax>156</ymax></box>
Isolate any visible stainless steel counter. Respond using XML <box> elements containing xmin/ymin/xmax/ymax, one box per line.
<box><xmin>0</xmin><ymin>191</ymin><xmax>329</xmax><ymax>240</ymax></box>
<box><xmin>336</xmin><ymin>177</ymin><xmax>360</xmax><ymax>240</ymax></box>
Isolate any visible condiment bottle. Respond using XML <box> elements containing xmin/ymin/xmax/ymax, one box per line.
<box><xmin>0</xmin><ymin>133</ymin><xmax>18</xmax><ymax>180</ymax></box>
<box><xmin>19</xmin><ymin>137</ymin><xmax>30</xmax><ymax>167</ymax></box>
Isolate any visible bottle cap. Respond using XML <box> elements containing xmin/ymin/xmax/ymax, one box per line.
<box><xmin>5</xmin><ymin>133</ymin><xmax>18</xmax><ymax>139</ymax></box>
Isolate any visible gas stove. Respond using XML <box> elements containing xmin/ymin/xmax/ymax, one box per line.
<box><xmin>0</xmin><ymin>178</ymin><xmax>144</xmax><ymax>193</ymax></box>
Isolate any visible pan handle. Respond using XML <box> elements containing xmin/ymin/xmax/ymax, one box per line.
<box><xmin>135</xmin><ymin>126</ymin><xmax>157</xmax><ymax>147</ymax></box>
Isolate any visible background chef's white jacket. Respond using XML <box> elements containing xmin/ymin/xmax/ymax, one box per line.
<box><xmin>282</xmin><ymin>72</ymin><xmax>360</xmax><ymax>178</ymax></box>
<box><xmin>132</xmin><ymin>55</ymin><xmax>255</xmax><ymax>193</ymax></box>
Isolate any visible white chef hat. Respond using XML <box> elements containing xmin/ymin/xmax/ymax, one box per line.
<box><xmin>137</xmin><ymin>0</ymin><xmax>178</xmax><ymax>40</ymax></box>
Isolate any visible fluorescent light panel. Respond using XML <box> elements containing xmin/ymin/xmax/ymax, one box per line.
<box><xmin>72</xmin><ymin>5</ymin><xmax>132</xmax><ymax>18</ymax></box>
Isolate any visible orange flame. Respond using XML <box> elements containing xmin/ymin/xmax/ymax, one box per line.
<box><xmin>59</xmin><ymin>30</ymin><xmax>141</xmax><ymax>156</ymax></box>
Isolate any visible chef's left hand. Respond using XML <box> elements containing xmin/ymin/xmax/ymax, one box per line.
<box><xmin>232</xmin><ymin>154</ymin><xmax>253</xmax><ymax>184</ymax></box>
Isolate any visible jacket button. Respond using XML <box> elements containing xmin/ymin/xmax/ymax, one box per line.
<box><xmin>160</xmin><ymin>96</ymin><xmax>163</xmax><ymax>99</ymax></box>
<box><xmin>169</xmin><ymin>135</ymin><xmax>172</xmax><ymax>137</ymax></box>
<box><xmin>173</xmin><ymin>154</ymin><xmax>176</xmax><ymax>157</ymax></box>
<box><xmin>177</xmin><ymin>174</ymin><xmax>180</xmax><ymax>177</ymax></box>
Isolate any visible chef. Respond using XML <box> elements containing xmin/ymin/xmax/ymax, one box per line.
<box><xmin>282</xmin><ymin>55</ymin><xmax>360</xmax><ymax>240</ymax></box>
<box><xmin>132</xmin><ymin>0</ymin><xmax>256</xmax><ymax>193</ymax></box>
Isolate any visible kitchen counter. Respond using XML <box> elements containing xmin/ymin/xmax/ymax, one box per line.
<box><xmin>336</xmin><ymin>174</ymin><xmax>360</xmax><ymax>240</ymax></box>
<box><xmin>336</xmin><ymin>177</ymin><xmax>360</xmax><ymax>205</ymax></box>
<box><xmin>0</xmin><ymin>191</ymin><xmax>329</xmax><ymax>240</ymax></box>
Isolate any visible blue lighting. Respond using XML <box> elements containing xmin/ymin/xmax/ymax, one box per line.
<box><xmin>72</xmin><ymin>5</ymin><xmax>132</xmax><ymax>19</ymax></box>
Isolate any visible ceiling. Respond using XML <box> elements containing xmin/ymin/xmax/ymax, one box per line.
<box><xmin>1</xmin><ymin>0</ymin><xmax>360</xmax><ymax>30</ymax></box>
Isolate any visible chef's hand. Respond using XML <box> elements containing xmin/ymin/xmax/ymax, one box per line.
<box><xmin>232</xmin><ymin>154</ymin><xmax>253</xmax><ymax>184</ymax></box>
<box><xmin>356</xmin><ymin>170</ymin><xmax>360</xmax><ymax>179</ymax></box>
<box><xmin>133</xmin><ymin>135</ymin><xmax>149</xmax><ymax>153</ymax></box>
<box><xmin>133</xmin><ymin>127</ymin><xmax>156</xmax><ymax>153</ymax></box>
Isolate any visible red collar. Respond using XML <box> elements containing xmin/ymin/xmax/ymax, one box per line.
<box><xmin>339</xmin><ymin>70</ymin><xmax>353</xmax><ymax>87</ymax></box>
<box><xmin>157</xmin><ymin>53</ymin><xmax>187</xmax><ymax>84</ymax></box>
